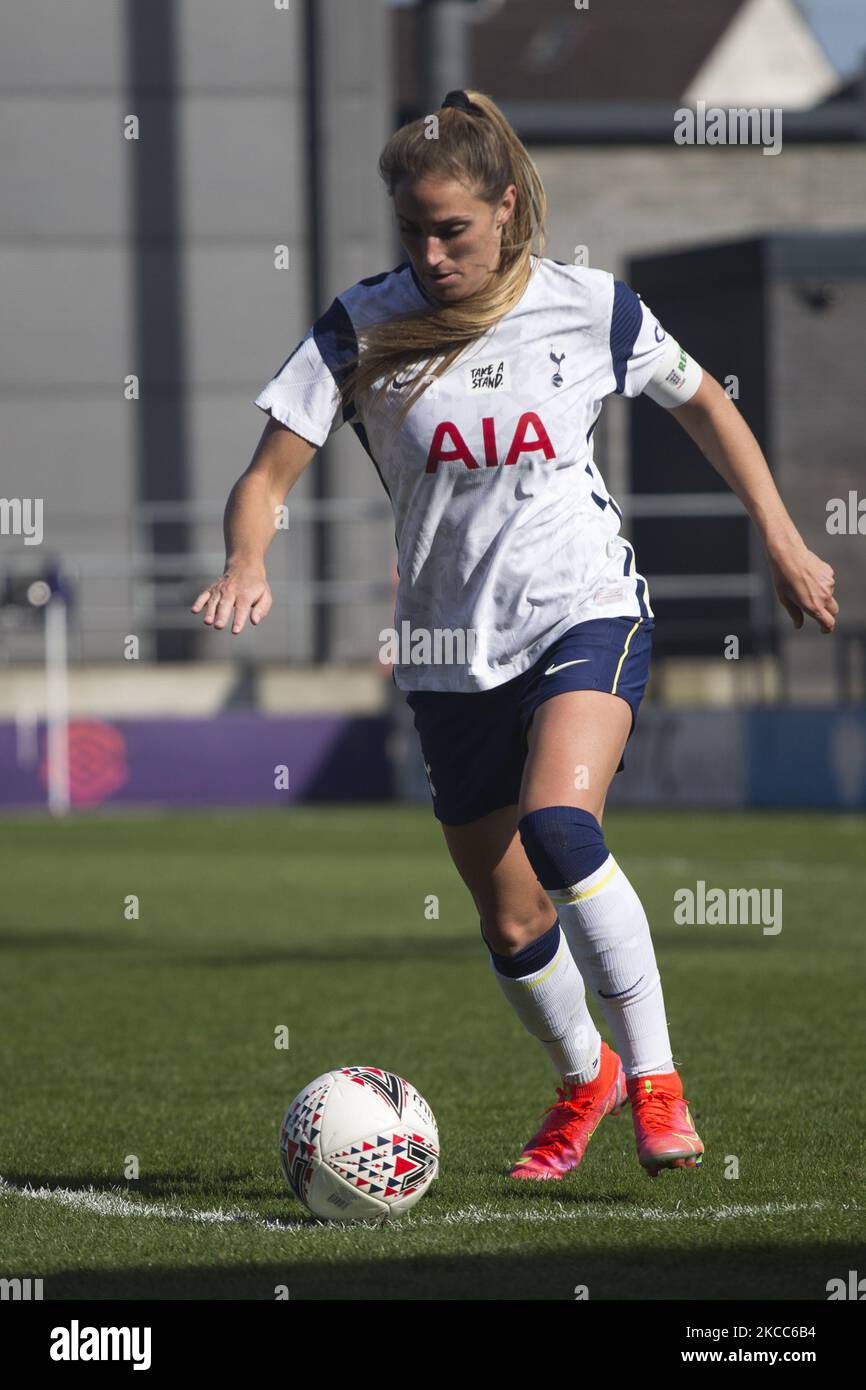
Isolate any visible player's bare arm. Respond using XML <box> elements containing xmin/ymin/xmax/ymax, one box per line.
<box><xmin>670</xmin><ymin>370</ymin><xmax>838</xmax><ymax>634</ymax></box>
<box><xmin>191</xmin><ymin>419</ymin><xmax>317</xmax><ymax>634</ymax></box>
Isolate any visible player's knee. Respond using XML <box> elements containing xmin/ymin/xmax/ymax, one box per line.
<box><xmin>478</xmin><ymin>904</ymin><xmax>555</xmax><ymax>954</ymax></box>
<box><xmin>518</xmin><ymin>805</ymin><xmax>609</xmax><ymax>891</ymax></box>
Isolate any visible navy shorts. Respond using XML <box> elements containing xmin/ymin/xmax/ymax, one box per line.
<box><xmin>405</xmin><ymin>616</ymin><xmax>654</xmax><ymax>826</ymax></box>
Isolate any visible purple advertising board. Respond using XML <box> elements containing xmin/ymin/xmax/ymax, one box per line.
<box><xmin>0</xmin><ymin>715</ymin><xmax>391</xmax><ymax>810</ymax></box>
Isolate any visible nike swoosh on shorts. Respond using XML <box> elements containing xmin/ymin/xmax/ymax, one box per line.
<box><xmin>544</xmin><ymin>659</ymin><xmax>591</xmax><ymax>675</ymax></box>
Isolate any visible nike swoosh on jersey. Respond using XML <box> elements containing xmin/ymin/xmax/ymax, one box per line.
<box><xmin>544</xmin><ymin>658</ymin><xmax>591</xmax><ymax>675</ymax></box>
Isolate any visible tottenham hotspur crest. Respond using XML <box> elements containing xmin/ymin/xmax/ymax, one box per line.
<box><xmin>550</xmin><ymin>350</ymin><xmax>565</xmax><ymax>387</ymax></box>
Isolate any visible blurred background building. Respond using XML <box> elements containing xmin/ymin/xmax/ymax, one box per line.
<box><xmin>1</xmin><ymin>0</ymin><xmax>865</xmax><ymax>811</ymax></box>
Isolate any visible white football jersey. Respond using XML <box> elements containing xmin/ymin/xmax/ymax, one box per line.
<box><xmin>254</xmin><ymin>255</ymin><xmax>701</xmax><ymax>692</ymax></box>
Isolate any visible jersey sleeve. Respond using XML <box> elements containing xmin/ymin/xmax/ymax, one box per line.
<box><xmin>253</xmin><ymin>301</ymin><xmax>351</xmax><ymax>447</ymax></box>
<box><xmin>609</xmin><ymin>279</ymin><xmax>702</xmax><ymax>406</ymax></box>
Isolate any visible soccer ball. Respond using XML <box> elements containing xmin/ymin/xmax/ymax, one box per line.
<box><xmin>279</xmin><ymin>1066</ymin><xmax>439</xmax><ymax>1221</ymax></box>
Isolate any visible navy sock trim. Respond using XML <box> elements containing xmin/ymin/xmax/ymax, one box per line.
<box><xmin>518</xmin><ymin>805</ymin><xmax>608</xmax><ymax>890</ymax></box>
<box><xmin>488</xmin><ymin>917</ymin><xmax>562</xmax><ymax>980</ymax></box>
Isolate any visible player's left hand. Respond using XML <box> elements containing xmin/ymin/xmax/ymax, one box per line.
<box><xmin>767</xmin><ymin>542</ymin><xmax>838</xmax><ymax>633</ymax></box>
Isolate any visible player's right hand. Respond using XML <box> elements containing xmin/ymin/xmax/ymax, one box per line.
<box><xmin>191</xmin><ymin>566</ymin><xmax>273</xmax><ymax>635</ymax></box>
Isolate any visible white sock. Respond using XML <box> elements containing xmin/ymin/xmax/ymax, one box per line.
<box><xmin>489</xmin><ymin>924</ymin><xmax>602</xmax><ymax>1083</ymax></box>
<box><xmin>550</xmin><ymin>854</ymin><xmax>675</xmax><ymax>1079</ymax></box>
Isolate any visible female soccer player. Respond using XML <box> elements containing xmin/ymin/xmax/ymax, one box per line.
<box><xmin>193</xmin><ymin>90</ymin><xmax>837</xmax><ymax>1181</ymax></box>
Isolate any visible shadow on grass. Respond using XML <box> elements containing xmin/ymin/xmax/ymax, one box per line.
<box><xmin>0</xmin><ymin>927</ymin><xmax>773</xmax><ymax>964</ymax></box>
<box><xmin>40</xmin><ymin>1240</ymin><xmax>862</xmax><ymax>1300</ymax></box>
<box><xmin>178</xmin><ymin>936</ymin><xmax>482</xmax><ymax>968</ymax></box>
<box><xmin>0</xmin><ymin>931</ymin><xmax>481</xmax><ymax>966</ymax></box>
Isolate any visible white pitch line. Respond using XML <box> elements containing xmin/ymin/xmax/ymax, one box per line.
<box><xmin>0</xmin><ymin>1177</ymin><xmax>856</xmax><ymax>1231</ymax></box>
<box><xmin>0</xmin><ymin>1177</ymin><xmax>301</xmax><ymax>1232</ymax></box>
<box><xmin>425</xmin><ymin>1199</ymin><xmax>858</xmax><ymax>1226</ymax></box>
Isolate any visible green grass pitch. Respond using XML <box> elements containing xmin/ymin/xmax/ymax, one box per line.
<box><xmin>0</xmin><ymin>806</ymin><xmax>863</xmax><ymax>1301</ymax></box>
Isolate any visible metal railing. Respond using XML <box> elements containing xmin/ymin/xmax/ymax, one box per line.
<box><xmin>0</xmin><ymin>492</ymin><xmax>840</xmax><ymax>675</ymax></box>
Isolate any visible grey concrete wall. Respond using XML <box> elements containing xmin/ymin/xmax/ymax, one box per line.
<box><xmin>531</xmin><ymin>141</ymin><xmax>866</xmax><ymax>503</ymax></box>
<box><xmin>532</xmin><ymin>141</ymin><xmax>866</xmax><ymax>705</ymax></box>
<box><xmin>0</xmin><ymin>2</ymin><xmax>136</xmax><ymax>664</ymax></box>
<box><xmin>179</xmin><ymin>0</ymin><xmax>311</xmax><ymax>667</ymax></box>
<box><xmin>0</xmin><ymin>0</ymin><xmax>394</xmax><ymax>671</ymax></box>
<box><xmin>771</xmin><ymin>274</ymin><xmax>866</xmax><ymax>699</ymax></box>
